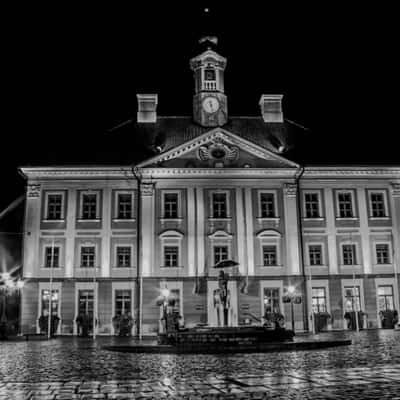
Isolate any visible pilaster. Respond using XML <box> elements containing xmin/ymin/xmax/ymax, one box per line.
<box><xmin>141</xmin><ymin>182</ymin><xmax>155</xmax><ymax>277</ymax></box>
<box><xmin>187</xmin><ymin>187</ymin><xmax>196</xmax><ymax>276</ymax></box>
<box><xmin>357</xmin><ymin>188</ymin><xmax>372</xmax><ymax>274</ymax></box>
<box><xmin>196</xmin><ymin>188</ymin><xmax>205</xmax><ymax>275</ymax></box>
<box><xmin>65</xmin><ymin>188</ymin><xmax>77</xmax><ymax>278</ymax></box>
<box><xmin>390</xmin><ymin>182</ymin><xmax>400</xmax><ymax>276</ymax></box>
<box><xmin>23</xmin><ymin>184</ymin><xmax>42</xmax><ymax>278</ymax></box>
<box><xmin>244</xmin><ymin>188</ymin><xmax>254</xmax><ymax>275</ymax></box>
<box><xmin>283</xmin><ymin>183</ymin><xmax>300</xmax><ymax>275</ymax></box>
<box><xmin>235</xmin><ymin>188</ymin><xmax>246</xmax><ymax>274</ymax></box>
<box><xmin>324</xmin><ymin>188</ymin><xmax>339</xmax><ymax>274</ymax></box>
<box><xmin>101</xmin><ymin>188</ymin><xmax>111</xmax><ymax>278</ymax></box>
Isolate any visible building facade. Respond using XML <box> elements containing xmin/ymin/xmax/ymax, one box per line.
<box><xmin>20</xmin><ymin>38</ymin><xmax>400</xmax><ymax>335</ymax></box>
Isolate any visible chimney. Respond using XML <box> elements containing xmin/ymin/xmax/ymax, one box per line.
<box><xmin>137</xmin><ymin>94</ymin><xmax>158</xmax><ymax>123</ymax></box>
<box><xmin>259</xmin><ymin>94</ymin><xmax>283</xmax><ymax>123</ymax></box>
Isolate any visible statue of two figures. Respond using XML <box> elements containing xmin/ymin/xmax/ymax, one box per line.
<box><xmin>213</xmin><ymin>270</ymin><xmax>232</xmax><ymax>327</ymax></box>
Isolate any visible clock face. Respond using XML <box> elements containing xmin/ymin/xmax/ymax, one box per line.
<box><xmin>202</xmin><ymin>97</ymin><xmax>220</xmax><ymax>113</ymax></box>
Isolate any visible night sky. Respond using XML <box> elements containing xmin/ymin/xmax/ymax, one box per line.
<box><xmin>1</xmin><ymin>3</ymin><xmax>397</xmax><ymax>212</ymax></box>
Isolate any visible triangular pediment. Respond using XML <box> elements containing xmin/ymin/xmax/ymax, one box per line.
<box><xmin>137</xmin><ymin>128</ymin><xmax>298</xmax><ymax>169</ymax></box>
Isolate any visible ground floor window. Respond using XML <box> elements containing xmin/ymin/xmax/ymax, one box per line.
<box><xmin>115</xmin><ymin>290</ymin><xmax>131</xmax><ymax>315</ymax></box>
<box><xmin>344</xmin><ymin>286</ymin><xmax>361</xmax><ymax>312</ymax></box>
<box><xmin>41</xmin><ymin>289</ymin><xmax>59</xmax><ymax>316</ymax></box>
<box><xmin>312</xmin><ymin>287</ymin><xmax>327</xmax><ymax>313</ymax></box>
<box><xmin>263</xmin><ymin>288</ymin><xmax>280</xmax><ymax>314</ymax></box>
<box><xmin>78</xmin><ymin>290</ymin><xmax>94</xmax><ymax>316</ymax></box>
<box><xmin>378</xmin><ymin>285</ymin><xmax>394</xmax><ymax>311</ymax></box>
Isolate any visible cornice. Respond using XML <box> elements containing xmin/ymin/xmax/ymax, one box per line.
<box><xmin>303</xmin><ymin>167</ymin><xmax>400</xmax><ymax>179</ymax></box>
<box><xmin>20</xmin><ymin>167</ymin><xmax>134</xmax><ymax>180</ymax></box>
<box><xmin>19</xmin><ymin>166</ymin><xmax>400</xmax><ymax>180</ymax></box>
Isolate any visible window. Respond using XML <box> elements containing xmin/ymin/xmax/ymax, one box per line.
<box><xmin>344</xmin><ymin>286</ymin><xmax>361</xmax><ymax>311</ymax></box>
<box><xmin>41</xmin><ymin>289</ymin><xmax>59</xmax><ymax>316</ymax></box>
<box><xmin>377</xmin><ymin>285</ymin><xmax>394</xmax><ymax>311</ymax></box>
<box><xmin>44</xmin><ymin>246</ymin><xmax>60</xmax><ymax>268</ymax></box>
<box><xmin>205</xmin><ymin>67</ymin><xmax>216</xmax><ymax>81</ymax></box>
<box><xmin>262</xmin><ymin>245</ymin><xmax>277</xmax><ymax>266</ymax></box>
<box><xmin>337</xmin><ymin>191</ymin><xmax>354</xmax><ymax>218</ymax></box>
<box><xmin>164</xmin><ymin>246</ymin><xmax>179</xmax><ymax>267</ymax></box>
<box><xmin>312</xmin><ymin>288</ymin><xmax>327</xmax><ymax>313</ymax></box>
<box><xmin>342</xmin><ymin>244</ymin><xmax>357</xmax><ymax>265</ymax></box>
<box><xmin>214</xmin><ymin>246</ymin><xmax>229</xmax><ymax>265</ymax></box>
<box><xmin>78</xmin><ymin>290</ymin><xmax>94</xmax><ymax>316</ymax></box>
<box><xmin>369</xmin><ymin>192</ymin><xmax>387</xmax><ymax>218</ymax></box>
<box><xmin>80</xmin><ymin>246</ymin><xmax>95</xmax><ymax>268</ymax></box>
<box><xmin>376</xmin><ymin>243</ymin><xmax>390</xmax><ymax>265</ymax></box>
<box><xmin>116</xmin><ymin>246</ymin><xmax>131</xmax><ymax>268</ymax></box>
<box><xmin>117</xmin><ymin>193</ymin><xmax>133</xmax><ymax>219</ymax></box>
<box><xmin>81</xmin><ymin>193</ymin><xmax>98</xmax><ymax>220</ymax></box>
<box><xmin>304</xmin><ymin>192</ymin><xmax>321</xmax><ymax>218</ymax></box>
<box><xmin>115</xmin><ymin>290</ymin><xmax>131</xmax><ymax>315</ymax></box>
<box><xmin>309</xmin><ymin>245</ymin><xmax>323</xmax><ymax>266</ymax></box>
<box><xmin>263</xmin><ymin>288</ymin><xmax>280</xmax><ymax>314</ymax></box>
<box><xmin>212</xmin><ymin>193</ymin><xmax>227</xmax><ymax>218</ymax></box>
<box><xmin>46</xmin><ymin>194</ymin><xmax>63</xmax><ymax>220</ymax></box>
<box><xmin>260</xmin><ymin>193</ymin><xmax>276</xmax><ymax>218</ymax></box>
<box><xmin>163</xmin><ymin>193</ymin><xmax>178</xmax><ymax>219</ymax></box>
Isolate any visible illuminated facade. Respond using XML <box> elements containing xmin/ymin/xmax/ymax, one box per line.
<box><xmin>19</xmin><ymin>38</ymin><xmax>400</xmax><ymax>335</ymax></box>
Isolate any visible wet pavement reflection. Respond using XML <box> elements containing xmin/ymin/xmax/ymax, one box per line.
<box><xmin>0</xmin><ymin>330</ymin><xmax>399</xmax><ymax>399</ymax></box>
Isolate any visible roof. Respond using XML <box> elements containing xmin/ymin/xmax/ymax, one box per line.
<box><xmin>20</xmin><ymin>116</ymin><xmax>297</xmax><ymax>167</ymax></box>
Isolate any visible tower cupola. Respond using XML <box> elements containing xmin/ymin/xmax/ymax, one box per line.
<box><xmin>190</xmin><ymin>37</ymin><xmax>228</xmax><ymax>127</ymax></box>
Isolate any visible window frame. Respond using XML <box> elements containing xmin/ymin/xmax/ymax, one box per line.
<box><xmin>160</xmin><ymin>230</ymin><xmax>183</xmax><ymax>268</ymax></box>
<box><xmin>114</xmin><ymin>245</ymin><xmax>133</xmax><ymax>268</ymax></box>
<box><xmin>340</xmin><ymin>242</ymin><xmax>359</xmax><ymax>266</ymax></box>
<box><xmin>306</xmin><ymin>242</ymin><xmax>325</xmax><ymax>267</ymax></box>
<box><xmin>367</xmin><ymin>190</ymin><xmax>389</xmax><ymax>219</ymax></box>
<box><xmin>374</xmin><ymin>241</ymin><xmax>392</xmax><ymax>266</ymax></box>
<box><xmin>79</xmin><ymin>244</ymin><xmax>97</xmax><ymax>268</ymax></box>
<box><xmin>209</xmin><ymin>190</ymin><xmax>230</xmax><ymax>220</ymax></box>
<box><xmin>37</xmin><ymin>282</ymin><xmax>62</xmax><ymax>334</ymax></box>
<box><xmin>336</xmin><ymin>190</ymin><xmax>357</xmax><ymax>219</ymax></box>
<box><xmin>161</xmin><ymin>190</ymin><xmax>181</xmax><ymax>220</ymax></box>
<box><xmin>257</xmin><ymin>230</ymin><xmax>281</xmax><ymax>268</ymax></box>
<box><xmin>258</xmin><ymin>190</ymin><xmax>279</xmax><ymax>220</ymax></box>
<box><xmin>114</xmin><ymin>191</ymin><xmax>134</xmax><ymax>221</ymax></box>
<box><xmin>303</xmin><ymin>190</ymin><xmax>323</xmax><ymax>219</ymax></box>
<box><xmin>262</xmin><ymin>244</ymin><xmax>278</xmax><ymax>267</ymax></box>
<box><xmin>44</xmin><ymin>191</ymin><xmax>66</xmax><ymax>221</ymax></box>
<box><xmin>79</xmin><ymin>190</ymin><xmax>101</xmax><ymax>221</ymax></box>
<box><xmin>43</xmin><ymin>245</ymin><xmax>61</xmax><ymax>269</ymax></box>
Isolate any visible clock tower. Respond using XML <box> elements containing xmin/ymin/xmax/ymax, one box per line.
<box><xmin>190</xmin><ymin>37</ymin><xmax>228</xmax><ymax>127</ymax></box>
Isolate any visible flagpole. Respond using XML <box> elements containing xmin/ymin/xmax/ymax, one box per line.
<box><xmin>47</xmin><ymin>237</ymin><xmax>55</xmax><ymax>339</ymax></box>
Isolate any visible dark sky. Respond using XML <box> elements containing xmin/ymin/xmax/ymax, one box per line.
<box><xmin>1</xmin><ymin>3</ymin><xmax>397</xmax><ymax>211</ymax></box>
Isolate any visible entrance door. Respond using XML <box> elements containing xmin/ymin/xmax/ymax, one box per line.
<box><xmin>207</xmin><ymin>280</ymin><xmax>238</xmax><ymax>327</ymax></box>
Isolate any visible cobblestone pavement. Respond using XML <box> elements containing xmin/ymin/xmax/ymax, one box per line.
<box><xmin>0</xmin><ymin>330</ymin><xmax>399</xmax><ymax>399</ymax></box>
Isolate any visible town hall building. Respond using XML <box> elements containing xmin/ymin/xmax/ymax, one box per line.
<box><xmin>19</xmin><ymin>37</ymin><xmax>400</xmax><ymax>336</ymax></box>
